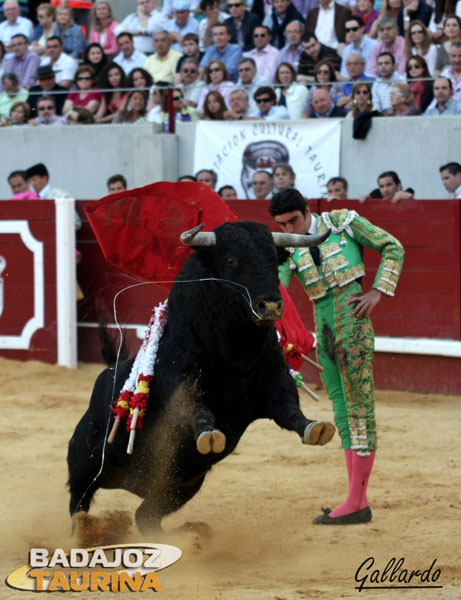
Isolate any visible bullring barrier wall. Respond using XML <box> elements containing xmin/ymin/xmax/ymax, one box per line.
<box><xmin>0</xmin><ymin>116</ymin><xmax>460</xmax><ymax>200</ymax></box>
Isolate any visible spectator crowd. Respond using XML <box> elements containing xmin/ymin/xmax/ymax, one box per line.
<box><xmin>0</xmin><ymin>0</ymin><xmax>460</xmax><ymax>129</ymax></box>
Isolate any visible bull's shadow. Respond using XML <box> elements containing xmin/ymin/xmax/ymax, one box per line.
<box><xmin>67</xmin><ymin>221</ymin><xmax>334</xmax><ymax>534</ymax></box>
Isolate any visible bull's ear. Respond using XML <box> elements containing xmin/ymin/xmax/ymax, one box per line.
<box><xmin>276</xmin><ymin>247</ymin><xmax>290</xmax><ymax>266</ymax></box>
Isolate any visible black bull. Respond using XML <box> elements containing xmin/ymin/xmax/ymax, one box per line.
<box><xmin>68</xmin><ymin>221</ymin><xmax>335</xmax><ymax>533</ymax></box>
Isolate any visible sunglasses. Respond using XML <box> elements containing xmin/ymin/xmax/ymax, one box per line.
<box><xmin>408</xmin><ymin>63</ymin><xmax>422</xmax><ymax>69</ymax></box>
<box><xmin>317</xmin><ymin>69</ymin><xmax>330</xmax><ymax>74</ymax></box>
<box><xmin>182</xmin><ymin>68</ymin><xmax>197</xmax><ymax>73</ymax></box>
<box><xmin>355</xmin><ymin>90</ymin><xmax>369</xmax><ymax>95</ymax></box>
<box><xmin>77</xmin><ymin>76</ymin><xmax>92</xmax><ymax>81</ymax></box>
<box><xmin>209</xmin><ymin>67</ymin><xmax>222</xmax><ymax>72</ymax></box>
<box><xmin>411</xmin><ymin>29</ymin><xmax>424</xmax><ymax>34</ymax></box>
<box><xmin>38</xmin><ymin>105</ymin><xmax>54</xmax><ymax>110</ymax></box>
<box><xmin>255</xmin><ymin>97</ymin><xmax>271</xmax><ymax>103</ymax></box>
<box><xmin>345</xmin><ymin>25</ymin><xmax>360</xmax><ymax>32</ymax></box>
<box><xmin>228</xmin><ymin>2</ymin><xmax>242</xmax><ymax>6</ymax></box>
<box><xmin>253</xmin><ymin>33</ymin><xmax>267</xmax><ymax>37</ymax></box>
<box><xmin>173</xmin><ymin>96</ymin><xmax>183</xmax><ymax>100</ymax></box>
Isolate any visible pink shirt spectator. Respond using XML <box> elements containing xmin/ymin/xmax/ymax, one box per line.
<box><xmin>368</xmin><ymin>36</ymin><xmax>406</xmax><ymax>76</ymax></box>
<box><xmin>89</xmin><ymin>21</ymin><xmax>119</xmax><ymax>56</ymax></box>
<box><xmin>66</xmin><ymin>89</ymin><xmax>104</xmax><ymax>108</ymax></box>
<box><xmin>11</xmin><ymin>191</ymin><xmax>40</xmax><ymax>200</ymax></box>
<box><xmin>244</xmin><ymin>45</ymin><xmax>280</xmax><ymax>83</ymax></box>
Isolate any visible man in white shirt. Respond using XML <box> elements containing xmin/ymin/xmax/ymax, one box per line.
<box><xmin>305</xmin><ymin>0</ymin><xmax>352</xmax><ymax>50</ymax></box>
<box><xmin>40</xmin><ymin>36</ymin><xmax>77</xmax><ymax>88</ymax></box>
<box><xmin>114</xmin><ymin>32</ymin><xmax>148</xmax><ymax>76</ymax></box>
<box><xmin>371</xmin><ymin>51</ymin><xmax>405</xmax><ymax>112</ymax></box>
<box><xmin>439</xmin><ymin>162</ymin><xmax>461</xmax><ymax>199</ymax></box>
<box><xmin>244</xmin><ymin>26</ymin><xmax>280</xmax><ymax>83</ymax></box>
<box><xmin>114</xmin><ymin>0</ymin><xmax>167</xmax><ymax>55</ymax></box>
<box><xmin>0</xmin><ymin>0</ymin><xmax>33</xmax><ymax>54</ymax></box>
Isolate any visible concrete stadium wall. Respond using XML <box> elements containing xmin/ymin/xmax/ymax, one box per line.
<box><xmin>1</xmin><ymin>117</ymin><xmax>460</xmax><ymax>200</ymax></box>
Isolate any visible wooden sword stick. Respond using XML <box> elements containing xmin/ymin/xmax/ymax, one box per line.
<box><xmin>301</xmin><ymin>354</ymin><xmax>324</xmax><ymax>372</ymax></box>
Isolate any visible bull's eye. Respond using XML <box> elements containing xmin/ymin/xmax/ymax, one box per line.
<box><xmin>226</xmin><ymin>256</ymin><xmax>237</xmax><ymax>267</ymax></box>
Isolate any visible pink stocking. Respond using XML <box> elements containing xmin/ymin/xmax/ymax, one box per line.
<box><xmin>344</xmin><ymin>449</ymin><xmax>353</xmax><ymax>488</ymax></box>
<box><xmin>328</xmin><ymin>450</ymin><xmax>375</xmax><ymax>518</ymax></box>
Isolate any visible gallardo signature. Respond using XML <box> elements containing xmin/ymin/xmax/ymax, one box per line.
<box><xmin>355</xmin><ymin>557</ymin><xmax>442</xmax><ymax>591</ymax></box>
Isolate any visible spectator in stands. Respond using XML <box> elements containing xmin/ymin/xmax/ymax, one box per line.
<box><xmin>441</xmin><ymin>42</ymin><xmax>461</xmax><ymax>100</ymax></box>
<box><xmin>0</xmin><ymin>41</ymin><xmax>5</xmax><ymax>83</ymax></box>
<box><xmin>28</xmin><ymin>64</ymin><xmax>66</xmax><ymax>116</ymax></box>
<box><xmin>63</xmin><ymin>64</ymin><xmax>103</xmax><ymax>116</ymax></box>
<box><xmin>52</xmin><ymin>5</ymin><xmax>85</xmax><ymax>59</ymax></box>
<box><xmin>114</xmin><ymin>0</ymin><xmax>167</xmax><ymax>56</ymax></box>
<box><xmin>371</xmin><ymin>51</ymin><xmax>405</xmax><ymax>112</ymax></box>
<box><xmin>107</xmin><ymin>174</ymin><xmax>127</xmax><ymax>193</ymax></box>
<box><xmin>114</xmin><ymin>32</ymin><xmax>148</xmax><ymax>77</ymax></box>
<box><xmin>148</xmin><ymin>87</ymin><xmax>198</xmax><ymax>129</ymax></box>
<box><xmin>31</xmin><ymin>3</ymin><xmax>56</xmax><ymax>56</ymax></box>
<box><xmin>428</xmin><ymin>0</ymin><xmax>459</xmax><ymax>43</ymax></box>
<box><xmin>327</xmin><ymin>176</ymin><xmax>348</xmax><ymax>199</ymax></box>
<box><xmin>175</xmin><ymin>33</ymin><xmax>203</xmax><ymax>76</ymax></box>
<box><xmin>236</xmin><ymin>57</ymin><xmax>269</xmax><ymax>111</ymax></box>
<box><xmin>369</xmin><ymin>17</ymin><xmax>406</xmax><ymax>75</ymax></box>
<box><xmin>198</xmin><ymin>0</ymin><xmax>229</xmax><ymax>52</ymax></box>
<box><xmin>356</xmin><ymin>0</ymin><xmax>380</xmax><ymax>34</ymax></box>
<box><xmin>250</xmin><ymin>85</ymin><xmax>290</xmax><ymax>118</ymax></box>
<box><xmin>96</xmin><ymin>62</ymin><xmax>128</xmax><ymax>123</ymax></box>
<box><xmin>127</xmin><ymin>67</ymin><xmax>154</xmax><ymax>90</ymax></box>
<box><xmin>361</xmin><ymin>170</ymin><xmax>414</xmax><ymax>202</ymax></box>
<box><xmin>251</xmin><ymin>170</ymin><xmax>273</xmax><ymax>198</ymax></box>
<box><xmin>42</xmin><ymin>35</ymin><xmax>78</xmax><ymax>88</ymax></box>
<box><xmin>52</xmin><ymin>0</ymin><xmax>94</xmax><ymax>34</ymax></box>
<box><xmin>3</xmin><ymin>33</ymin><xmax>40</xmax><ymax>88</ymax></box>
<box><xmin>0</xmin><ymin>1</ymin><xmax>33</xmax><ymax>52</ymax></box>
<box><xmin>276</xmin><ymin>20</ymin><xmax>304</xmax><ymax>71</ymax></box>
<box><xmin>144</xmin><ymin>31</ymin><xmax>182</xmax><ymax>83</ymax></box>
<box><xmin>404</xmin><ymin>20</ymin><xmax>437</xmax><ymax>74</ymax></box>
<box><xmin>201</xmin><ymin>88</ymin><xmax>226</xmax><ymax>118</ymax></box>
<box><xmin>89</xmin><ymin>1</ymin><xmax>119</xmax><ymax>57</ymax></box>
<box><xmin>164</xmin><ymin>0</ymin><xmax>200</xmax><ymax>53</ymax></box>
<box><xmin>263</xmin><ymin>0</ymin><xmax>304</xmax><ymax>50</ymax></box>
<box><xmin>0</xmin><ymin>97</ymin><xmax>29</xmax><ymax>124</ymax></box>
<box><xmin>25</xmin><ymin>162</ymin><xmax>81</xmax><ymax>229</ymax></box>
<box><xmin>199</xmin><ymin>23</ymin><xmax>243</xmax><ymax>82</ymax></box>
<box><xmin>406</xmin><ymin>55</ymin><xmax>433</xmax><ymax>110</ymax></box>
<box><xmin>196</xmin><ymin>168</ymin><xmax>217</xmax><ymax>188</ymax></box>
<box><xmin>274</xmin><ymin>61</ymin><xmax>309</xmax><ymax>118</ymax></box>
<box><xmin>224</xmin><ymin>0</ymin><xmax>260</xmax><ymax>52</ymax></box>
<box><xmin>385</xmin><ymin>81</ymin><xmax>421</xmax><ymax>114</ymax></box>
<box><xmin>273</xmin><ymin>162</ymin><xmax>296</xmax><ymax>192</ymax></box>
<box><xmin>340</xmin><ymin>16</ymin><xmax>377</xmax><ymax>78</ymax></box>
<box><xmin>311</xmin><ymin>87</ymin><xmax>347</xmax><ymax>116</ymax></box>
<box><xmin>397</xmin><ymin>0</ymin><xmax>432</xmax><ymax>37</ymax></box>
<box><xmin>305</xmin><ymin>0</ymin><xmax>352</xmax><ymax>49</ymax></box>
<box><xmin>196</xmin><ymin>59</ymin><xmax>235</xmax><ymax>112</ymax></box>
<box><xmin>297</xmin><ymin>31</ymin><xmax>341</xmax><ymax>82</ymax></box>
<box><xmin>244</xmin><ymin>25</ymin><xmax>280</xmax><ymax>82</ymax></box>
<box><xmin>176</xmin><ymin>58</ymin><xmax>205</xmax><ymax>107</ymax></box>
<box><xmin>66</xmin><ymin>105</ymin><xmax>95</xmax><ymax>123</ymax></box>
<box><xmin>28</xmin><ymin>95</ymin><xmax>67</xmax><ymax>125</ymax></box>
<box><xmin>7</xmin><ymin>170</ymin><xmax>29</xmax><ymax>195</ymax></box>
<box><xmin>368</xmin><ymin>0</ymin><xmax>402</xmax><ymax>38</ymax></box>
<box><xmin>439</xmin><ymin>162</ymin><xmax>461</xmax><ymax>198</ymax></box>
<box><xmin>424</xmin><ymin>76</ymin><xmax>461</xmax><ymax>114</ymax></box>
<box><xmin>305</xmin><ymin>59</ymin><xmax>341</xmax><ymax>114</ymax></box>
<box><xmin>178</xmin><ymin>174</ymin><xmax>197</xmax><ymax>181</ymax></box>
<box><xmin>218</xmin><ymin>184</ymin><xmax>238</xmax><ymax>198</ymax></box>
<box><xmin>0</xmin><ymin>72</ymin><xmax>27</xmax><ymax>117</ymax></box>
<box><xmin>338</xmin><ymin>53</ymin><xmax>370</xmax><ymax>105</ymax></box>
<box><xmin>146</xmin><ymin>80</ymin><xmax>170</xmax><ymax>116</ymax></box>
<box><xmin>435</xmin><ymin>15</ymin><xmax>461</xmax><ymax>75</ymax></box>
<box><xmin>346</xmin><ymin>80</ymin><xmax>373</xmax><ymax>115</ymax></box>
<box><xmin>223</xmin><ymin>86</ymin><xmax>250</xmax><ymax>118</ymax></box>
<box><xmin>113</xmin><ymin>88</ymin><xmax>149</xmax><ymax>123</ymax></box>
<box><xmin>82</xmin><ymin>43</ymin><xmax>109</xmax><ymax>81</ymax></box>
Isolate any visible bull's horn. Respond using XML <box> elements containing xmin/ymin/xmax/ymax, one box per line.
<box><xmin>272</xmin><ymin>230</ymin><xmax>330</xmax><ymax>247</ymax></box>
<box><xmin>180</xmin><ymin>224</ymin><xmax>216</xmax><ymax>246</ymax></box>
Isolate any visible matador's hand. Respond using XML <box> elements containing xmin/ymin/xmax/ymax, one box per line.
<box><xmin>347</xmin><ymin>289</ymin><xmax>382</xmax><ymax>317</ymax></box>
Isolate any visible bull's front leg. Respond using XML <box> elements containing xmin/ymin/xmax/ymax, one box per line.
<box><xmin>264</xmin><ymin>371</ymin><xmax>335</xmax><ymax>446</ymax></box>
<box><xmin>194</xmin><ymin>401</ymin><xmax>226</xmax><ymax>455</ymax></box>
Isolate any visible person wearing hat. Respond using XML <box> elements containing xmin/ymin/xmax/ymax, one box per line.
<box><xmin>164</xmin><ymin>0</ymin><xmax>199</xmax><ymax>53</ymax></box>
<box><xmin>27</xmin><ymin>63</ymin><xmax>67</xmax><ymax>116</ymax></box>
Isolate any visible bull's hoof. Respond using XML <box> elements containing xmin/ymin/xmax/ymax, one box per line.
<box><xmin>196</xmin><ymin>430</ymin><xmax>226</xmax><ymax>454</ymax></box>
<box><xmin>303</xmin><ymin>421</ymin><xmax>335</xmax><ymax>446</ymax></box>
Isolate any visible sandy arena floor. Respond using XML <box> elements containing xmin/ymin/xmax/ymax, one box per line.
<box><xmin>0</xmin><ymin>356</ymin><xmax>460</xmax><ymax>600</ymax></box>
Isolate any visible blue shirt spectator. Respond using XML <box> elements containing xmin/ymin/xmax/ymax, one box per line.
<box><xmin>200</xmin><ymin>24</ymin><xmax>243</xmax><ymax>81</ymax></box>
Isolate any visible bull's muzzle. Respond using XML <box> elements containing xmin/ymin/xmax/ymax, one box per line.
<box><xmin>254</xmin><ymin>298</ymin><xmax>284</xmax><ymax>322</ymax></box>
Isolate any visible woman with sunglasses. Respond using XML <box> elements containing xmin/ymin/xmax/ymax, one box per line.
<box><xmin>404</xmin><ymin>20</ymin><xmax>437</xmax><ymax>74</ymax></box>
<box><xmin>63</xmin><ymin>65</ymin><xmax>104</xmax><ymax>117</ymax></box>
<box><xmin>161</xmin><ymin>89</ymin><xmax>198</xmax><ymax>129</ymax></box>
<box><xmin>274</xmin><ymin>62</ymin><xmax>309</xmax><ymax>119</ymax></box>
<box><xmin>96</xmin><ymin>62</ymin><xmax>128</xmax><ymax>123</ymax></box>
<box><xmin>196</xmin><ymin>59</ymin><xmax>236</xmax><ymax>115</ymax></box>
<box><xmin>346</xmin><ymin>81</ymin><xmax>374</xmax><ymax>117</ymax></box>
<box><xmin>406</xmin><ymin>55</ymin><xmax>434</xmax><ymax>110</ymax></box>
<box><xmin>203</xmin><ymin>90</ymin><xmax>227</xmax><ymax>119</ymax></box>
<box><xmin>435</xmin><ymin>15</ymin><xmax>461</xmax><ymax>73</ymax></box>
<box><xmin>305</xmin><ymin>59</ymin><xmax>340</xmax><ymax>116</ymax></box>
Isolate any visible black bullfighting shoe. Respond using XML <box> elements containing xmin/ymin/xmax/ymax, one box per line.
<box><xmin>313</xmin><ymin>506</ymin><xmax>372</xmax><ymax>525</ymax></box>
<box><xmin>303</xmin><ymin>421</ymin><xmax>336</xmax><ymax>446</ymax></box>
<box><xmin>196</xmin><ymin>430</ymin><xmax>226</xmax><ymax>454</ymax></box>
